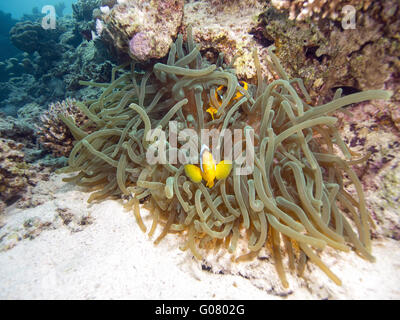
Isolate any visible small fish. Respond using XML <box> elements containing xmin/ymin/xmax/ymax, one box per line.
<box><xmin>205</xmin><ymin>105</ymin><xmax>218</xmax><ymax>120</ymax></box>
<box><xmin>184</xmin><ymin>144</ymin><xmax>232</xmax><ymax>188</ymax></box>
<box><xmin>206</xmin><ymin>81</ymin><xmax>248</xmax><ymax>120</ymax></box>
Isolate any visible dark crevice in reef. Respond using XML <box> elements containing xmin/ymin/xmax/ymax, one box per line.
<box><xmin>304</xmin><ymin>45</ymin><xmax>325</xmax><ymax>63</ymax></box>
<box><xmin>250</xmin><ymin>7</ymin><xmax>288</xmax><ymax>48</ymax></box>
<box><xmin>250</xmin><ymin>27</ymin><xmax>275</xmax><ymax>48</ymax></box>
<box><xmin>348</xmin><ymin>41</ymin><xmax>376</xmax><ymax>58</ymax></box>
<box><xmin>200</xmin><ymin>47</ymin><xmax>224</xmax><ymax>64</ymax></box>
<box><xmin>331</xmin><ymin>85</ymin><xmax>361</xmax><ymax>96</ymax></box>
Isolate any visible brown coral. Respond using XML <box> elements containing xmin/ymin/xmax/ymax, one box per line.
<box><xmin>0</xmin><ymin>138</ymin><xmax>35</xmax><ymax>209</ymax></box>
<box><xmin>256</xmin><ymin>1</ymin><xmax>400</xmax><ymax>103</ymax></box>
<box><xmin>37</xmin><ymin>98</ymin><xmax>93</xmax><ymax>157</ymax></box>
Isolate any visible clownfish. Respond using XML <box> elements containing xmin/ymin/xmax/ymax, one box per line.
<box><xmin>184</xmin><ymin>145</ymin><xmax>232</xmax><ymax>188</ymax></box>
<box><xmin>206</xmin><ymin>81</ymin><xmax>249</xmax><ymax>120</ymax></box>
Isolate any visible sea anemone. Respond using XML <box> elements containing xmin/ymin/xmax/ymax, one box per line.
<box><xmin>58</xmin><ymin>27</ymin><xmax>391</xmax><ymax>287</ymax></box>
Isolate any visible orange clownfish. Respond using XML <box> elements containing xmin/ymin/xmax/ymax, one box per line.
<box><xmin>184</xmin><ymin>145</ymin><xmax>232</xmax><ymax>188</ymax></box>
<box><xmin>206</xmin><ymin>81</ymin><xmax>248</xmax><ymax>120</ymax></box>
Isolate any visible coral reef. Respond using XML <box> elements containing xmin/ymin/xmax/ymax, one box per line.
<box><xmin>37</xmin><ymin>99</ymin><xmax>94</xmax><ymax>157</ymax></box>
<box><xmin>0</xmin><ymin>0</ymin><xmax>398</xmax><ymax>295</ymax></box>
<box><xmin>271</xmin><ymin>0</ymin><xmax>374</xmax><ymax>20</ymax></box>
<box><xmin>0</xmin><ymin>101</ymin><xmax>79</xmax><ymax>166</ymax></box>
<box><xmin>0</xmin><ymin>100</ymin><xmax>71</xmax><ymax>213</ymax></box>
<box><xmin>0</xmin><ymin>55</ymin><xmax>34</xmax><ymax>82</ymax></box>
<box><xmin>59</xmin><ymin>40</ymin><xmax>113</xmax><ymax>92</ymax></box>
<box><xmin>2</xmin><ymin>0</ymin><xmax>398</xmax><ymax>117</ymax></box>
<box><xmin>0</xmin><ymin>104</ymin><xmax>41</xmax><ymax>143</ymax></box>
<box><xmin>0</xmin><ymin>104</ymin><xmax>46</xmax><ymax>163</ymax></box>
<box><xmin>100</xmin><ymin>0</ymin><xmax>184</xmax><ymax>61</ymax></box>
<box><xmin>0</xmin><ymin>74</ymin><xmax>48</xmax><ymax>115</ymax></box>
<box><xmin>376</xmin><ymin>160</ymin><xmax>400</xmax><ymax>240</ymax></box>
<box><xmin>73</xmin><ymin>0</ymin><xmax>102</xmax><ymax>22</ymax></box>
<box><xmin>182</xmin><ymin>0</ymin><xmax>267</xmax><ymax>80</ymax></box>
<box><xmin>181</xmin><ymin>0</ymin><xmax>400</xmax><ymax>106</ymax></box>
<box><xmin>0</xmin><ymin>138</ymin><xmax>35</xmax><ymax>211</ymax></box>
<box><xmin>8</xmin><ymin>18</ymin><xmax>74</xmax><ymax>78</ymax></box>
<box><xmin>259</xmin><ymin>1</ymin><xmax>400</xmax><ymax>103</ymax></box>
<box><xmin>10</xmin><ymin>21</ymin><xmax>65</xmax><ymax>60</ymax></box>
<box><xmin>2</xmin><ymin>11</ymin><xmax>114</xmax><ymax>115</ymax></box>
<box><xmin>390</xmin><ymin>102</ymin><xmax>400</xmax><ymax>131</ymax></box>
<box><xmin>73</xmin><ymin>0</ymin><xmax>102</xmax><ymax>41</ymax></box>
<box><xmin>334</xmin><ymin>100</ymin><xmax>400</xmax><ymax>240</ymax></box>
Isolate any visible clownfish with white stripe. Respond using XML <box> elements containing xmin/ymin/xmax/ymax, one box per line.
<box><xmin>184</xmin><ymin>145</ymin><xmax>232</xmax><ymax>188</ymax></box>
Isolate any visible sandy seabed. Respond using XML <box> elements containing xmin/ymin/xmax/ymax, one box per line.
<box><xmin>0</xmin><ymin>173</ymin><xmax>399</xmax><ymax>300</ymax></box>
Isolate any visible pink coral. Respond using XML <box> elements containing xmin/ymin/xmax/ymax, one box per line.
<box><xmin>129</xmin><ymin>32</ymin><xmax>151</xmax><ymax>61</ymax></box>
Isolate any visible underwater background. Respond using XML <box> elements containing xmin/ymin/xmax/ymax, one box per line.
<box><xmin>0</xmin><ymin>0</ymin><xmax>399</xmax><ymax>299</ymax></box>
<box><xmin>0</xmin><ymin>0</ymin><xmax>74</xmax><ymax>19</ymax></box>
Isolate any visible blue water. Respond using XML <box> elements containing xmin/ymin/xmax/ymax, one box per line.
<box><xmin>0</xmin><ymin>0</ymin><xmax>74</xmax><ymax>19</ymax></box>
<box><xmin>0</xmin><ymin>0</ymin><xmax>107</xmax><ymax>117</ymax></box>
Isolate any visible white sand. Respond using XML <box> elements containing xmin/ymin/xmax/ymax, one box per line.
<box><xmin>0</xmin><ymin>173</ymin><xmax>399</xmax><ymax>300</ymax></box>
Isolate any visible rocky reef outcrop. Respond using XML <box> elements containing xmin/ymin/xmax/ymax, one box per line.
<box><xmin>270</xmin><ymin>0</ymin><xmax>374</xmax><ymax>21</ymax></box>
<box><xmin>10</xmin><ymin>21</ymin><xmax>65</xmax><ymax>59</ymax></box>
<box><xmin>0</xmin><ymin>138</ymin><xmax>36</xmax><ymax>212</ymax></box>
<box><xmin>100</xmin><ymin>0</ymin><xmax>184</xmax><ymax>61</ymax></box>
<box><xmin>257</xmin><ymin>1</ymin><xmax>400</xmax><ymax>103</ymax></box>
<box><xmin>182</xmin><ymin>0</ymin><xmax>267</xmax><ymax>80</ymax></box>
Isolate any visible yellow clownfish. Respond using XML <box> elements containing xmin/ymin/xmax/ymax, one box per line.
<box><xmin>206</xmin><ymin>81</ymin><xmax>249</xmax><ymax>120</ymax></box>
<box><xmin>184</xmin><ymin>145</ymin><xmax>232</xmax><ymax>188</ymax></box>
